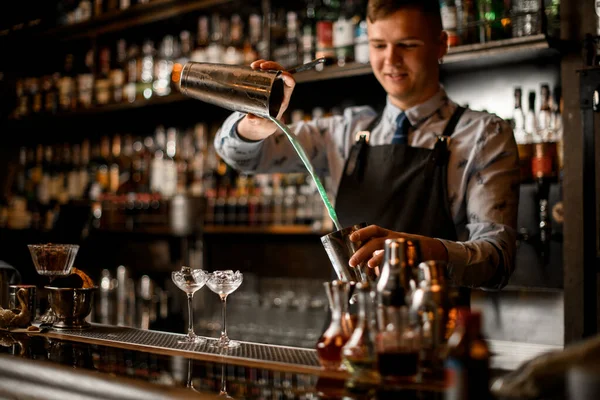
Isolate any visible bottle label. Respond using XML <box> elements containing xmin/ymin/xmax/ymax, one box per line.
<box><xmin>531</xmin><ymin>155</ymin><xmax>553</xmax><ymax>178</ymax></box>
<box><xmin>316</xmin><ymin>21</ymin><xmax>335</xmax><ymax>59</ymax></box>
<box><xmin>445</xmin><ymin>358</ymin><xmax>465</xmax><ymax>400</ymax></box>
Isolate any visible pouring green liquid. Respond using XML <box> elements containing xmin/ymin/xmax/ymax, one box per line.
<box><xmin>268</xmin><ymin>116</ymin><xmax>342</xmax><ymax>231</ymax></box>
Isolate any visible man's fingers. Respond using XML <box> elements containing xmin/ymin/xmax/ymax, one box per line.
<box><xmin>350</xmin><ymin>225</ymin><xmax>387</xmax><ymax>242</ymax></box>
<box><xmin>349</xmin><ymin>240</ymin><xmax>384</xmax><ymax>268</ymax></box>
<box><xmin>368</xmin><ymin>249</ymin><xmax>385</xmax><ymax>269</ymax></box>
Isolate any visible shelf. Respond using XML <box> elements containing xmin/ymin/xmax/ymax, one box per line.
<box><xmin>293</xmin><ymin>34</ymin><xmax>559</xmax><ymax>82</ymax></box>
<box><xmin>202</xmin><ymin>225</ymin><xmax>328</xmax><ymax>235</ymax></box>
<box><xmin>2</xmin><ymin>34</ymin><xmax>561</xmax><ymax>129</ymax></box>
<box><xmin>0</xmin><ymin>0</ymin><xmax>234</xmax><ymax>43</ymax></box>
<box><xmin>443</xmin><ymin>34</ymin><xmax>561</xmax><ymax>70</ymax></box>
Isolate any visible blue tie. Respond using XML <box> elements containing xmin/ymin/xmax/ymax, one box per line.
<box><xmin>392</xmin><ymin>112</ymin><xmax>410</xmax><ymax>144</ymax></box>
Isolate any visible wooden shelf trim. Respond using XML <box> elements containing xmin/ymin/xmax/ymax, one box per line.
<box><xmin>202</xmin><ymin>225</ymin><xmax>328</xmax><ymax>235</ymax></box>
<box><xmin>1</xmin><ymin>0</ymin><xmax>234</xmax><ymax>41</ymax></box>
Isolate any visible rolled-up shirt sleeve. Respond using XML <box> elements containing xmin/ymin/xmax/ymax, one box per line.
<box><xmin>438</xmin><ymin>117</ymin><xmax>520</xmax><ymax>290</ymax></box>
<box><xmin>214</xmin><ymin>111</ymin><xmax>339</xmax><ymax>176</ymax></box>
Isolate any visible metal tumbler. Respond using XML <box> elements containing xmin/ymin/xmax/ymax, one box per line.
<box><xmin>179</xmin><ymin>62</ymin><xmax>285</xmax><ymax>119</ymax></box>
<box><xmin>321</xmin><ymin>222</ymin><xmax>370</xmax><ymax>284</ymax></box>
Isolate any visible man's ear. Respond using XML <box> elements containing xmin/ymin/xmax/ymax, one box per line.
<box><xmin>439</xmin><ymin>30</ymin><xmax>449</xmax><ymax>60</ymax></box>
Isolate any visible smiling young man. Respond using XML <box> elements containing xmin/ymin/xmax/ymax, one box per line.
<box><xmin>214</xmin><ymin>0</ymin><xmax>520</xmax><ymax>296</ymax></box>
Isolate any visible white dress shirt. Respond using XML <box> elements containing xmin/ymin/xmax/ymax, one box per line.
<box><xmin>214</xmin><ymin>86</ymin><xmax>521</xmax><ymax>290</ymax></box>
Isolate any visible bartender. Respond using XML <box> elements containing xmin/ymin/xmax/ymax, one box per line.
<box><xmin>214</xmin><ymin>0</ymin><xmax>520</xmax><ymax>295</ymax></box>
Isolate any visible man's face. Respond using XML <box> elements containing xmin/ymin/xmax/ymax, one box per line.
<box><xmin>367</xmin><ymin>8</ymin><xmax>447</xmax><ymax>110</ymax></box>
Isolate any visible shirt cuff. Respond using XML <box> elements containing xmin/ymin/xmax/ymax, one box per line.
<box><xmin>436</xmin><ymin>238</ymin><xmax>468</xmax><ymax>284</ymax></box>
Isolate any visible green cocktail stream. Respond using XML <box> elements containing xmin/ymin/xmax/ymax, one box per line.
<box><xmin>268</xmin><ymin>116</ymin><xmax>342</xmax><ymax>231</ymax></box>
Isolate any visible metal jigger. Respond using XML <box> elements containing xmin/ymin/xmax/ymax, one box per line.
<box><xmin>179</xmin><ymin>62</ymin><xmax>285</xmax><ymax>119</ymax></box>
<box><xmin>321</xmin><ymin>223</ymin><xmax>374</xmax><ymax>303</ymax></box>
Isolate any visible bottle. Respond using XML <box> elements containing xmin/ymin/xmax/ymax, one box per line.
<box><xmin>315</xmin><ymin>0</ymin><xmax>340</xmax><ymax>66</ymax></box>
<box><xmin>537</xmin><ymin>83</ymin><xmax>553</xmax><ymax>141</ymax></box>
<box><xmin>375</xmin><ymin>238</ymin><xmax>421</xmax><ymax>382</ymax></box>
<box><xmin>316</xmin><ymin>280</ymin><xmax>353</xmax><ymax>371</ymax></box>
<box><xmin>552</xmin><ymin>85</ymin><xmax>563</xmax><ymax>175</ymax></box>
<box><xmin>456</xmin><ymin>0</ymin><xmax>478</xmax><ymax>45</ymax></box>
<box><xmin>333</xmin><ymin>3</ymin><xmax>355</xmax><ymax>67</ymax></box>
<box><xmin>139</xmin><ymin>39</ymin><xmax>156</xmax><ymax>100</ymax></box>
<box><xmin>302</xmin><ymin>1</ymin><xmax>317</xmax><ymax>64</ymax></box>
<box><xmin>341</xmin><ymin>281</ymin><xmax>380</xmax><ymax>392</ymax></box>
<box><xmin>244</xmin><ymin>14</ymin><xmax>262</xmax><ymax>65</ymax></box>
<box><xmin>95</xmin><ymin>45</ymin><xmax>112</xmax><ymax>105</ymax></box>
<box><xmin>524</xmin><ymin>90</ymin><xmax>538</xmax><ymax>141</ymax></box>
<box><xmin>478</xmin><ymin>0</ymin><xmax>506</xmax><ymax>42</ymax></box>
<box><xmin>172</xmin><ymin>30</ymin><xmax>192</xmax><ymax>90</ymax></box>
<box><xmin>191</xmin><ymin>16</ymin><xmax>210</xmax><ymax>62</ymax></box>
<box><xmin>111</xmin><ymin>38</ymin><xmax>127</xmax><ymax>103</ymax></box>
<box><xmin>223</xmin><ymin>14</ymin><xmax>244</xmax><ymax>66</ymax></box>
<box><xmin>354</xmin><ymin>20</ymin><xmax>369</xmax><ymax>64</ymax></box>
<box><xmin>440</xmin><ymin>0</ymin><xmax>459</xmax><ymax>47</ymax></box>
<box><xmin>125</xmin><ymin>42</ymin><xmax>139</xmax><ymax>103</ymax></box>
<box><xmin>513</xmin><ymin>87</ymin><xmax>532</xmax><ymax>183</ymax></box>
<box><xmin>77</xmin><ymin>49</ymin><xmax>95</xmax><ymax>108</ymax></box>
<box><xmin>375</xmin><ymin>238</ymin><xmax>414</xmax><ymax>330</ymax></box>
<box><xmin>445</xmin><ymin>309</ymin><xmax>492</xmax><ymax>400</ymax></box>
<box><xmin>154</xmin><ymin>35</ymin><xmax>175</xmax><ymax>97</ymax></box>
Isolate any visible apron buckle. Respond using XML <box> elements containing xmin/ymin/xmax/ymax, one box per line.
<box><xmin>355</xmin><ymin>130</ymin><xmax>370</xmax><ymax>143</ymax></box>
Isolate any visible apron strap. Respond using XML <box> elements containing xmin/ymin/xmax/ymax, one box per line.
<box><xmin>442</xmin><ymin>106</ymin><xmax>466</xmax><ymax>138</ymax></box>
<box><xmin>425</xmin><ymin>106</ymin><xmax>466</xmax><ymax>176</ymax></box>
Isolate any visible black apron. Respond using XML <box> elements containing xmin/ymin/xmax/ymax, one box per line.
<box><xmin>334</xmin><ymin>106</ymin><xmax>470</xmax><ymax>307</ymax></box>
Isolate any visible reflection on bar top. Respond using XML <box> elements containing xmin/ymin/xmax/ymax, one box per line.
<box><xmin>0</xmin><ymin>325</ymin><xmax>447</xmax><ymax>399</ymax></box>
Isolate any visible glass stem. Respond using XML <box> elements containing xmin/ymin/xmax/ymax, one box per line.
<box><xmin>220</xmin><ymin>364</ymin><xmax>227</xmax><ymax>395</ymax></box>
<box><xmin>220</xmin><ymin>294</ymin><xmax>228</xmax><ymax>341</ymax></box>
<box><xmin>187</xmin><ymin>293</ymin><xmax>195</xmax><ymax>337</ymax></box>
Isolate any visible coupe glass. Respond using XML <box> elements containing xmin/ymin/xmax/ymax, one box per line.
<box><xmin>27</xmin><ymin>243</ymin><xmax>80</xmax><ymax>324</ymax></box>
<box><xmin>172</xmin><ymin>266</ymin><xmax>208</xmax><ymax>344</ymax></box>
<box><xmin>206</xmin><ymin>270</ymin><xmax>243</xmax><ymax>349</ymax></box>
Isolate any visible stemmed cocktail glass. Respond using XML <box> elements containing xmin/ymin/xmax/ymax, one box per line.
<box><xmin>172</xmin><ymin>266</ymin><xmax>208</xmax><ymax>344</ymax></box>
<box><xmin>27</xmin><ymin>243</ymin><xmax>80</xmax><ymax>324</ymax></box>
<box><xmin>206</xmin><ymin>270</ymin><xmax>243</xmax><ymax>349</ymax></box>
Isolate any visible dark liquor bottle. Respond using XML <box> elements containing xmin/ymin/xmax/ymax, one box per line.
<box><xmin>125</xmin><ymin>42</ymin><xmax>139</xmax><ymax>103</ymax></box>
<box><xmin>375</xmin><ymin>239</ymin><xmax>420</xmax><ymax>382</ymax></box>
<box><xmin>111</xmin><ymin>38</ymin><xmax>127</xmax><ymax>103</ymax></box>
<box><xmin>375</xmin><ymin>238</ymin><xmax>413</xmax><ymax>327</ymax></box>
<box><xmin>76</xmin><ymin>49</ymin><xmax>95</xmax><ymax>108</ymax></box>
<box><xmin>315</xmin><ymin>0</ymin><xmax>340</xmax><ymax>66</ymax></box>
<box><xmin>95</xmin><ymin>45</ymin><xmax>112</xmax><ymax>105</ymax></box>
<box><xmin>456</xmin><ymin>0</ymin><xmax>479</xmax><ymax>45</ymax></box>
<box><xmin>43</xmin><ymin>73</ymin><xmax>60</xmax><ymax>115</ymax></box>
<box><xmin>444</xmin><ymin>309</ymin><xmax>492</xmax><ymax>400</ymax></box>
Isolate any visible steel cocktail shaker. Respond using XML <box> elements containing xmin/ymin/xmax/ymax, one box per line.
<box><xmin>179</xmin><ymin>62</ymin><xmax>285</xmax><ymax>119</ymax></box>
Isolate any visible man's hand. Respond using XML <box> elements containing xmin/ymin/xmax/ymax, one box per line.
<box><xmin>237</xmin><ymin>59</ymin><xmax>296</xmax><ymax>141</ymax></box>
<box><xmin>348</xmin><ymin>225</ymin><xmax>448</xmax><ymax>272</ymax></box>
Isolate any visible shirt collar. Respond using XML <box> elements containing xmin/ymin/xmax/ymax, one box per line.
<box><xmin>382</xmin><ymin>85</ymin><xmax>449</xmax><ymax>128</ymax></box>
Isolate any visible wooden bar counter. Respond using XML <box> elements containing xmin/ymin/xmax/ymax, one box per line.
<box><xmin>0</xmin><ymin>323</ymin><xmax>563</xmax><ymax>399</ymax></box>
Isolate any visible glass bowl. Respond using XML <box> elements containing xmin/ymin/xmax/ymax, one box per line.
<box><xmin>27</xmin><ymin>244</ymin><xmax>80</xmax><ymax>277</ymax></box>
